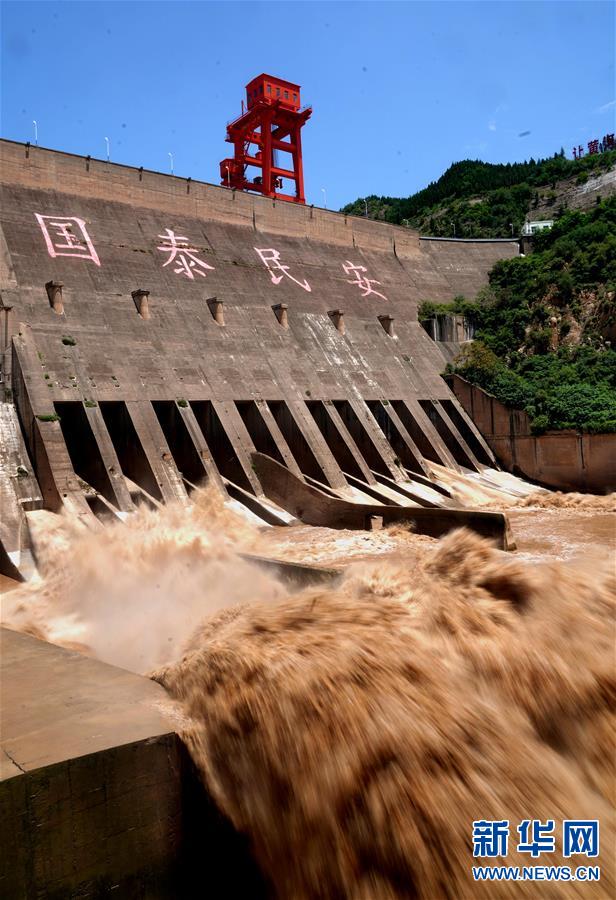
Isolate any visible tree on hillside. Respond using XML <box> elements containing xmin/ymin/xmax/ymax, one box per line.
<box><xmin>341</xmin><ymin>149</ymin><xmax>616</xmax><ymax>238</ymax></box>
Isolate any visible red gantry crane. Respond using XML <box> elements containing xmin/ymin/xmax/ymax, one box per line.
<box><xmin>220</xmin><ymin>74</ymin><xmax>312</xmax><ymax>204</ymax></box>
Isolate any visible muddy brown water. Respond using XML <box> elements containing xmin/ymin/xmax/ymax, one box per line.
<box><xmin>508</xmin><ymin>509</ymin><xmax>615</xmax><ymax>563</ymax></box>
<box><xmin>256</xmin><ymin>510</ymin><xmax>615</xmax><ymax>570</ymax></box>
<box><xmin>156</xmin><ymin>524</ymin><xmax>615</xmax><ymax>899</ymax></box>
<box><xmin>1</xmin><ymin>510</ymin><xmax>612</xmax><ymax>593</ymax></box>
<box><xmin>2</xmin><ymin>496</ymin><xmax>614</xmax><ymax>898</ymax></box>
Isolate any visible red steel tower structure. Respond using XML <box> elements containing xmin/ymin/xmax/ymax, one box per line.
<box><xmin>220</xmin><ymin>74</ymin><xmax>312</xmax><ymax>204</ymax></box>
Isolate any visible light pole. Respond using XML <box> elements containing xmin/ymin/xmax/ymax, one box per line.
<box><xmin>1</xmin><ymin>303</ymin><xmax>13</xmax><ymax>384</ymax></box>
<box><xmin>450</xmin><ymin>221</ymin><xmax>456</xmax><ymax>238</ymax></box>
<box><xmin>225</xmin><ymin>165</ymin><xmax>231</xmax><ymax>188</ymax></box>
<box><xmin>32</xmin><ymin>120</ymin><xmax>38</xmax><ymax>146</ymax></box>
<box><xmin>1</xmin><ymin>303</ymin><xmax>13</xmax><ymax>352</ymax></box>
<box><xmin>104</xmin><ymin>136</ymin><xmax>110</xmax><ymax>162</ymax></box>
<box><xmin>509</xmin><ymin>222</ymin><xmax>514</xmax><ymax>237</ymax></box>
<box><xmin>321</xmin><ymin>188</ymin><xmax>327</xmax><ymax>209</ymax></box>
<box><xmin>168</xmin><ymin>152</ymin><xmax>174</xmax><ymax>175</ymax></box>
<box><xmin>364</xmin><ymin>199</ymin><xmax>369</xmax><ymax>218</ymax></box>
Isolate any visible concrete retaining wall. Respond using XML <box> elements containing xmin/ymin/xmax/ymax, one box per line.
<box><xmin>450</xmin><ymin>375</ymin><xmax>616</xmax><ymax>493</ymax></box>
<box><xmin>0</xmin><ymin>628</ymin><xmax>266</xmax><ymax>899</ymax></box>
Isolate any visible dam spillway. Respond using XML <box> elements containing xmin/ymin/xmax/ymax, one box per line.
<box><xmin>0</xmin><ymin>138</ymin><xmax>519</xmax><ymax>571</ymax></box>
<box><xmin>0</xmin><ymin>139</ymin><xmax>558</xmax><ymax>898</ymax></box>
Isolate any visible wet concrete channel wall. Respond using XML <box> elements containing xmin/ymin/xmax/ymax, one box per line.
<box><xmin>0</xmin><ymin>139</ymin><xmax>518</xmax><ymax>561</ymax></box>
<box><xmin>450</xmin><ymin>375</ymin><xmax>616</xmax><ymax>493</ymax></box>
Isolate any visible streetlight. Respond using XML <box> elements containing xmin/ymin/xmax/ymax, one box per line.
<box><xmin>104</xmin><ymin>137</ymin><xmax>110</xmax><ymax>162</ymax></box>
<box><xmin>509</xmin><ymin>222</ymin><xmax>514</xmax><ymax>237</ymax></box>
<box><xmin>32</xmin><ymin>120</ymin><xmax>38</xmax><ymax>146</ymax></box>
<box><xmin>0</xmin><ymin>302</ymin><xmax>13</xmax><ymax>387</ymax></box>
<box><xmin>450</xmin><ymin>221</ymin><xmax>456</xmax><ymax>237</ymax></box>
<box><xmin>321</xmin><ymin>188</ymin><xmax>327</xmax><ymax>209</ymax></box>
<box><xmin>364</xmin><ymin>199</ymin><xmax>369</xmax><ymax>218</ymax></box>
<box><xmin>168</xmin><ymin>152</ymin><xmax>174</xmax><ymax>175</ymax></box>
<box><xmin>1</xmin><ymin>303</ymin><xmax>14</xmax><ymax>355</ymax></box>
<box><xmin>225</xmin><ymin>165</ymin><xmax>231</xmax><ymax>188</ymax></box>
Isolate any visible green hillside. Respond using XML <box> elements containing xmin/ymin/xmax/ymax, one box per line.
<box><xmin>342</xmin><ymin>150</ymin><xmax>616</xmax><ymax>238</ymax></box>
<box><xmin>426</xmin><ymin>198</ymin><xmax>616</xmax><ymax>433</ymax></box>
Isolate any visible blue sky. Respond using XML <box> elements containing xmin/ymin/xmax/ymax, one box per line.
<box><xmin>1</xmin><ymin>1</ymin><xmax>614</xmax><ymax>209</ymax></box>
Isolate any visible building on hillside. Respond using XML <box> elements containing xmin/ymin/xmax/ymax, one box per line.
<box><xmin>523</xmin><ymin>220</ymin><xmax>553</xmax><ymax>235</ymax></box>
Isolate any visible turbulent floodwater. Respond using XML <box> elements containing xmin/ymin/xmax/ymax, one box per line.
<box><xmin>1</xmin><ymin>486</ymin><xmax>286</xmax><ymax>671</ymax></box>
<box><xmin>1</xmin><ymin>489</ymin><xmax>615</xmax><ymax>898</ymax></box>
<box><xmin>154</xmin><ymin>527</ymin><xmax>615</xmax><ymax>899</ymax></box>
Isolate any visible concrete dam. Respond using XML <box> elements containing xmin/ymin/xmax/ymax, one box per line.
<box><xmin>0</xmin><ymin>137</ymin><xmax>519</xmax><ymax>574</ymax></box>
<box><xmin>0</xmin><ymin>139</ymin><xmax>576</xmax><ymax>899</ymax></box>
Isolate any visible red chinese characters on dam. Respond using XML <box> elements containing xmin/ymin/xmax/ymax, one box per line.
<box><xmin>254</xmin><ymin>247</ymin><xmax>312</xmax><ymax>293</ymax></box>
<box><xmin>33</xmin><ymin>217</ymin><xmax>388</xmax><ymax>301</ymax></box>
<box><xmin>157</xmin><ymin>228</ymin><xmax>215</xmax><ymax>279</ymax></box>
<box><xmin>343</xmin><ymin>261</ymin><xmax>387</xmax><ymax>301</ymax></box>
<box><xmin>35</xmin><ymin>214</ymin><xmax>101</xmax><ymax>266</ymax></box>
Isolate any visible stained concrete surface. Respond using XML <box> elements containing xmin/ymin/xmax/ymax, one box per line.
<box><xmin>0</xmin><ymin>628</ymin><xmax>267</xmax><ymax>898</ymax></box>
<box><xmin>0</xmin><ymin>627</ymin><xmax>182</xmax><ymax>896</ymax></box>
<box><xmin>1</xmin><ymin>627</ymin><xmax>176</xmax><ymax>771</ymax></box>
<box><xmin>0</xmin><ymin>138</ymin><xmax>518</xmax><ymax>573</ymax></box>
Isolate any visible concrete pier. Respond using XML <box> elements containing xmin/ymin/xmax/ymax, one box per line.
<box><xmin>0</xmin><ymin>628</ymin><xmax>184</xmax><ymax>897</ymax></box>
<box><xmin>0</xmin><ymin>627</ymin><xmax>267</xmax><ymax>898</ymax></box>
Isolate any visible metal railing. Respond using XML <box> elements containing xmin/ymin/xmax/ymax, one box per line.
<box><xmin>226</xmin><ymin>100</ymin><xmax>312</xmax><ymax>130</ymax></box>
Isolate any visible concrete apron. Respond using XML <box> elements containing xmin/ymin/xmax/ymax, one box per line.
<box><xmin>252</xmin><ymin>452</ymin><xmax>516</xmax><ymax>551</ymax></box>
